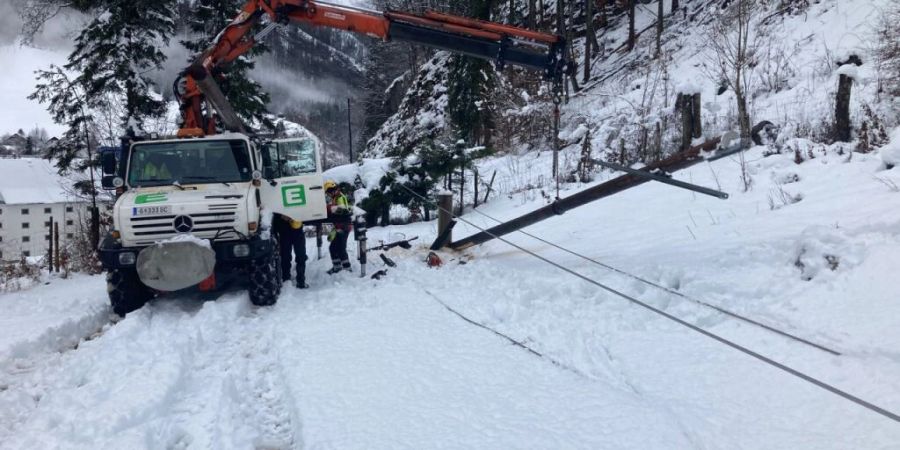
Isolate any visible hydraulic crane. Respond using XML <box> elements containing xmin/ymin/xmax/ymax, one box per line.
<box><xmin>175</xmin><ymin>0</ymin><xmax>569</xmax><ymax>137</ymax></box>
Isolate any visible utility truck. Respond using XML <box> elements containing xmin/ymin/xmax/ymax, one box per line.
<box><xmin>98</xmin><ymin>0</ymin><xmax>568</xmax><ymax>316</ymax></box>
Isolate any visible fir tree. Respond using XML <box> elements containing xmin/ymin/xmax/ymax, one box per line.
<box><xmin>446</xmin><ymin>0</ymin><xmax>497</xmax><ymax>145</ymax></box>
<box><xmin>181</xmin><ymin>0</ymin><xmax>271</xmax><ymax>128</ymax></box>
<box><xmin>65</xmin><ymin>0</ymin><xmax>176</xmax><ymax>131</ymax></box>
<box><xmin>30</xmin><ymin>0</ymin><xmax>176</xmax><ymax>247</ymax></box>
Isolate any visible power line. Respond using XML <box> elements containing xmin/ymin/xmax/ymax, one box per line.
<box><xmin>398</xmin><ymin>184</ymin><xmax>900</xmax><ymax>423</ymax></box>
<box><xmin>467</xmin><ymin>207</ymin><xmax>841</xmax><ymax>356</ymax></box>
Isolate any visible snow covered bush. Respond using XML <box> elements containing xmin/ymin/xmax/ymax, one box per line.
<box><xmin>0</xmin><ymin>257</ymin><xmax>42</xmax><ymax>292</ymax></box>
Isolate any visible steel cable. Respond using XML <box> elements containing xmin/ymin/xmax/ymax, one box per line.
<box><xmin>467</xmin><ymin>207</ymin><xmax>841</xmax><ymax>356</ymax></box>
<box><xmin>396</xmin><ymin>183</ymin><xmax>900</xmax><ymax>423</ymax></box>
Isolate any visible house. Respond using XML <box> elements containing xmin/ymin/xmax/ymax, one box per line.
<box><xmin>0</xmin><ymin>159</ymin><xmax>91</xmax><ymax>262</ymax></box>
<box><xmin>1</xmin><ymin>130</ymin><xmax>28</xmax><ymax>154</ymax></box>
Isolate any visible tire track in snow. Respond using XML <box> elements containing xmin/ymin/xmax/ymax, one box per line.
<box><xmin>1</xmin><ymin>291</ymin><xmax>305</xmax><ymax>449</ymax></box>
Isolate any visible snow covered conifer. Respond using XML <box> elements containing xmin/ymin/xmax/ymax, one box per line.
<box><xmin>63</xmin><ymin>0</ymin><xmax>176</xmax><ymax>131</ymax></box>
<box><xmin>181</xmin><ymin>0</ymin><xmax>272</xmax><ymax>128</ymax></box>
<box><xmin>446</xmin><ymin>0</ymin><xmax>497</xmax><ymax>146</ymax></box>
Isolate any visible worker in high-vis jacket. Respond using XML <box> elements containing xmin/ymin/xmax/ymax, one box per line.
<box><xmin>324</xmin><ymin>180</ymin><xmax>353</xmax><ymax>274</ymax></box>
<box><xmin>273</xmin><ymin>214</ymin><xmax>308</xmax><ymax>288</ymax></box>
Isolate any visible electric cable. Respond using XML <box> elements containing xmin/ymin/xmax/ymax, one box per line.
<box><xmin>396</xmin><ymin>183</ymin><xmax>900</xmax><ymax>423</ymax></box>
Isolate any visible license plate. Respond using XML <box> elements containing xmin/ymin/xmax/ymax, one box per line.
<box><xmin>133</xmin><ymin>205</ymin><xmax>172</xmax><ymax>216</ymax></box>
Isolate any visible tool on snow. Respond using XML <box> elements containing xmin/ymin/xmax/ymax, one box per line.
<box><xmin>379</xmin><ymin>253</ymin><xmax>397</xmax><ymax>268</ymax></box>
<box><xmin>368</xmin><ymin>236</ymin><xmax>419</xmax><ymax>253</ymax></box>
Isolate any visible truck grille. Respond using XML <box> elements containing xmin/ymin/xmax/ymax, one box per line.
<box><xmin>128</xmin><ymin>211</ymin><xmax>238</xmax><ymax>246</ymax></box>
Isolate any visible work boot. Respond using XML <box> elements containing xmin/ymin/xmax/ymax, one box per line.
<box><xmin>342</xmin><ymin>260</ymin><xmax>352</xmax><ymax>272</ymax></box>
<box><xmin>327</xmin><ymin>265</ymin><xmax>342</xmax><ymax>275</ymax></box>
<box><xmin>296</xmin><ymin>279</ymin><xmax>309</xmax><ymax>289</ymax></box>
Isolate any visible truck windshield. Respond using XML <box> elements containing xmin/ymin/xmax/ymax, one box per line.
<box><xmin>128</xmin><ymin>140</ymin><xmax>252</xmax><ymax>187</ymax></box>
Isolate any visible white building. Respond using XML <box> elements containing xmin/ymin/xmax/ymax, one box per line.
<box><xmin>0</xmin><ymin>159</ymin><xmax>91</xmax><ymax>262</ymax></box>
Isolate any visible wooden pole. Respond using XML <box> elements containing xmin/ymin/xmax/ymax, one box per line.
<box><xmin>54</xmin><ymin>222</ymin><xmax>60</xmax><ymax>273</ymax></box>
<box><xmin>692</xmin><ymin>92</ymin><xmax>703</xmax><ymax>139</ymax></box>
<box><xmin>452</xmin><ymin>136</ymin><xmax>727</xmax><ymax>250</ymax></box>
<box><xmin>483</xmin><ymin>170</ymin><xmax>497</xmax><ymax>204</ymax></box>
<box><xmin>835</xmin><ymin>74</ymin><xmax>854</xmax><ymax>142</ymax></box>
<box><xmin>680</xmin><ymin>94</ymin><xmax>693</xmax><ymax>151</ymax></box>
<box><xmin>437</xmin><ymin>193</ymin><xmax>454</xmax><ymax>247</ymax></box>
<box><xmin>47</xmin><ymin>215</ymin><xmax>54</xmax><ymax>274</ymax></box>
<box><xmin>474</xmin><ymin>170</ymin><xmax>479</xmax><ymax>208</ymax></box>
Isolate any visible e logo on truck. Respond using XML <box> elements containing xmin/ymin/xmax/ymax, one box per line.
<box><xmin>281</xmin><ymin>185</ymin><xmax>307</xmax><ymax>207</ymax></box>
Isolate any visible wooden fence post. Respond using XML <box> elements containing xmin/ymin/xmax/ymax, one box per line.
<box><xmin>834</xmin><ymin>54</ymin><xmax>862</xmax><ymax>143</ymax></box>
<box><xmin>692</xmin><ymin>92</ymin><xmax>702</xmax><ymax>138</ymax></box>
<box><xmin>54</xmin><ymin>222</ymin><xmax>60</xmax><ymax>272</ymax></box>
<box><xmin>680</xmin><ymin>93</ymin><xmax>693</xmax><ymax>151</ymax></box>
<box><xmin>437</xmin><ymin>193</ymin><xmax>454</xmax><ymax>248</ymax></box>
<box><xmin>47</xmin><ymin>216</ymin><xmax>54</xmax><ymax>274</ymax></box>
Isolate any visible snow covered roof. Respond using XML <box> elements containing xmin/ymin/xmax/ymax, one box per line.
<box><xmin>0</xmin><ymin>158</ymin><xmax>73</xmax><ymax>205</ymax></box>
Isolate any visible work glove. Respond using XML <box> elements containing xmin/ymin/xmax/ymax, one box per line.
<box><xmin>290</xmin><ymin>220</ymin><xmax>303</xmax><ymax>230</ymax></box>
<box><xmin>328</xmin><ymin>229</ymin><xmax>337</xmax><ymax>242</ymax></box>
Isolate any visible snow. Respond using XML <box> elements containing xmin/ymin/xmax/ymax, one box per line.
<box><xmin>835</xmin><ymin>64</ymin><xmax>859</xmax><ymax>81</ymax></box>
<box><xmin>883</xmin><ymin>127</ymin><xmax>900</xmax><ymax>166</ymax></box>
<box><xmin>0</xmin><ymin>158</ymin><xmax>75</xmax><ymax>205</ymax></box>
<box><xmin>1</xmin><ymin>0</ymin><xmax>899</xmax><ymax>447</ymax></box>
<box><xmin>0</xmin><ymin>143</ymin><xmax>898</xmax><ymax>447</ymax></box>
<box><xmin>161</xmin><ymin>234</ymin><xmax>212</xmax><ymax>249</ymax></box>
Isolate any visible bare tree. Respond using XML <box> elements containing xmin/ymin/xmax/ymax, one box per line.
<box><xmin>584</xmin><ymin>0</ymin><xmax>594</xmax><ymax>83</ymax></box>
<box><xmin>704</xmin><ymin>0</ymin><xmax>760</xmax><ymax>141</ymax></box>
<box><xmin>627</xmin><ymin>0</ymin><xmax>636</xmax><ymax>51</ymax></box>
<box><xmin>656</xmin><ymin>0</ymin><xmax>664</xmax><ymax>58</ymax></box>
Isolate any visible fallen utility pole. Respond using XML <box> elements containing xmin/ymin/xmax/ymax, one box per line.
<box><xmin>451</xmin><ymin>136</ymin><xmax>725</xmax><ymax>250</ymax></box>
<box><xmin>593</xmin><ymin>159</ymin><xmax>729</xmax><ymax>199</ymax></box>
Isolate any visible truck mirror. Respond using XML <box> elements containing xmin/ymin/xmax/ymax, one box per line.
<box><xmin>101</xmin><ymin>175</ymin><xmax>117</xmax><ymax>190</ymax></box>
<box><xmin>101</xmin><ymin>152</ymin><xmax>117</xmax><ymax>175</ymax></box>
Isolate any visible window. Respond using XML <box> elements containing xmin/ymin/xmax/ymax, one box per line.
<box><xmin>66</xmin><ymin>220</ymin><xmax>74</xmax><ymax>226</ymax></box>
<box><xmin>22</xmin><ymin>222</ymin><xmax>29</xmax><ymax>229</ymax></box>
<box><xmin>23</xmin><ymin>251</ymin><xmax>30</xmax><ymax>257</ymax></box>
<box><xmin>44</xmin><ymin>207</ymin><xmax>51</xmax><ymax>214</ymax></box>
<box><xmin>44</xmin><ymin>221</ymin><xmax>51</xmax><ymax>228</ymax></box>
<box><xmin>66</xmin><ymin>233</ymin><xmax>74</xmax><ymax>239</ymax></box>
<box><xmin>23</xmin><ymin>236</ymin><xmax>30</xmax><ymax>243</ymax></box>
<box><xmin>129</xmin><ymin>139</ymin><xmax>252</xmax><ymax>187</ymax></box>
<box><xmin>66</xmin><ymin>206</ymin><xmax>73</xmax><ymax>213</ymax></box>
<box><xmin>45</xmin><ymin>235</ymin><xmax>50</xmax><ymax>241</ymax></box>
<box><xmin>21</xmin><ymin>208</ymin><xmax>29</xmax><ymax>215</ymax></box>
<box><xmin>261</xmin><ymin>139</ymin><xmax>318</xmax><ymax>179</ymax></box>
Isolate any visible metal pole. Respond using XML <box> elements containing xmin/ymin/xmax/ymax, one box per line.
<box><xmin>347</xmin><ymin>98</ymin><xmax>353</xmax><ymax>162</ymax></box>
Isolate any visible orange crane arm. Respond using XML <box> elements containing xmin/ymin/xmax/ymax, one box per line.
<box><xmin>177</xmin><ymin>0</ymin><xmax>567</xmax><ymax>137</ymax></box>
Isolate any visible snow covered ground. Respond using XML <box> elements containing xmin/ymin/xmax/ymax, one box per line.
<box><xmin>1</xmin><ymin>141</ymin><xmax>899</xmax><ymax>448</ymax></box>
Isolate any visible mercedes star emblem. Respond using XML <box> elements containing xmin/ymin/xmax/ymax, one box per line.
<box><xmin>173</xmin><ymin>215</ymin><xmax>194</xmax><ymax>233</ymax></box>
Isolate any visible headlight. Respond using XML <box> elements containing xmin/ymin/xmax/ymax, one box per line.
<box><xmin>232</xmin><ymin>244</ymin><xmax>250</xmax><ymax>258</ymax></box>
<box><xmin>118</xmin><ymin>252</ymin><xmax>136</xmax><ymax>265</ymax></box>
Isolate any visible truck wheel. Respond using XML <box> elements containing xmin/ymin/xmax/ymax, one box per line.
<box><xmin>248</xmin><ymin>234</ymin><xmax>281</xmax><ymax>307</ymax></box>
<box><xmin>107</xmin><ymin>269</ymin><xmax>153</xmax><ymax>317</ymax></box>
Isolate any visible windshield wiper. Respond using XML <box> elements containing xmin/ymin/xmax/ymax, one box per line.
<box><xmin>172</xmin><ymin>181</ymin><xmax>186</xmax><ymax>191</ymax></box>
<box><xmin>182</xmin><ymin>176</ymin><xmax>232</xmax><ymax>187</ymax></box>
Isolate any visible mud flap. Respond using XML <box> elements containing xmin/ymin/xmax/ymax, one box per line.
<box><xmin>136</xmin><ymin>241</ymin><xmax>216</xmax><ymax>292</ymax></box>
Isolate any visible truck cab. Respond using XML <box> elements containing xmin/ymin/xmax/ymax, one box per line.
<box><xmin>99</xmin><ymin>133</ymin><xmax>327</xmax><ymax>316</ymax></box>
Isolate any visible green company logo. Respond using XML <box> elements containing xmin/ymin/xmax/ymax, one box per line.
<box><xmin>135</xmin><ymin>193</ymin><xmax>168</xmax><ymax>204</ymax></box>
<box><xmin>281</xmin><ymin>185</ymin><xmax>307</xmax><ymax>207</ymax></box>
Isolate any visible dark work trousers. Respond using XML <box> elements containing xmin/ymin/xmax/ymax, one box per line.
<box><xmin>329</xmin><ymin>229</ymin><xmax>350</xmax><ymax>268</ymax></box>
<box><xmin>278</xmin><ymin>227</ymin><xmax>307</xmax><ymax>284</ymax></box>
